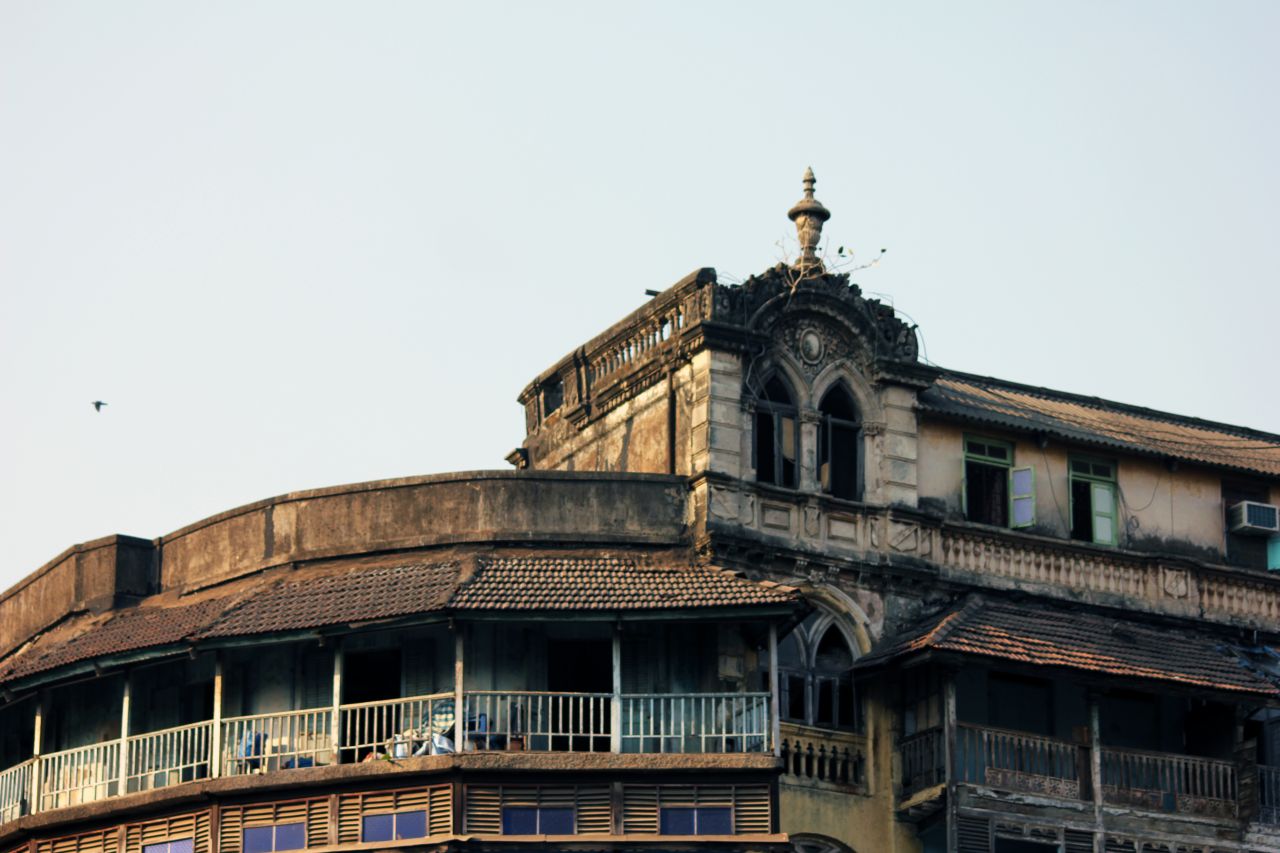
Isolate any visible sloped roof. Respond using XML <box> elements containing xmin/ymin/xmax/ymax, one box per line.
<box><xmin>452</xmin><ymin>556</ymin><xmax>798</xmax><ymax>611</ymax></box>
<box><xmin>0</xmin><ymin>556</ymin><xmax>796</xmax><ymax>688</ymax></box>
<box><xmin>857</xmin><ymin>598</ymin><xmax>1279</xmax><ymax>699</ymax></box>
<box><xmin>920</xmin><ymin>372</ymin><xmax>1280</xmax><ymax>478</ymax></box>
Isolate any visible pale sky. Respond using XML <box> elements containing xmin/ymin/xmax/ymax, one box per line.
<box><xmin>1</xmin><ymin>1</ymin><xmax>1277</xmax><ymax>591</ymax></box>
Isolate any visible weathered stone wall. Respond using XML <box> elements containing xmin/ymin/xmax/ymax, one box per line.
<box><xmin>0</xmin><ymin>472</ymin><xmax>689</xmax><ymax>656</ymax></box>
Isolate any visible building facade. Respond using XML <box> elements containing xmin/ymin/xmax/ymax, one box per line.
<box><xmin>3</xmin><ymin>173</ymin><xmax>1280</xmax><ymax>853</ymax></box>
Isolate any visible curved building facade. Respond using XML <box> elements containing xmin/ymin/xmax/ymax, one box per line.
<box><xmin>5</xmin><ymin>174</ymin><xmax>1280</xmax><ymax>853</ymax></box>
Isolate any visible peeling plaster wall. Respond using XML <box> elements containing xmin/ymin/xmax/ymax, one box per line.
<box><xmin>918</xmin><ymin>418</ymin><xmax>1230</xmax><ymax>560</ymax></box>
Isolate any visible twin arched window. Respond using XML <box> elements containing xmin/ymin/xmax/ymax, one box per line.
<box><xmin>774</xmin><ymin>614</ymin><xmax>860</xmax><ymax>730</ymax></box>
<box><xmin>754</xmin><ymin>377</ymin><xmax>861</xmax><ymax>500</ymax></box>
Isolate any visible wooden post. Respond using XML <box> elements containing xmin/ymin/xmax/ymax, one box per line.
<box><xmin>118</xmin><ymin>673</ymin><xmax>131</xmax><ymax>795</ymax></box>
<box><xmin>768</xmin><ymin>623</ymin><xmax>781</xmax><ymax>757</ymax></box>
<box><xmin>610</xmin><ymin>624</ymin><xmax>622</xmax><ymax>754</ymax></box>
<box><xmin>944</xmin><ymin>676</ymin><xmax>958</xmax><ymax>853</ymax></box>
<box><xmin>453</xmin><ymin>627</ymin><xmax>465</xmax><ymax>752</ymax></box>
<box><xmin>331</xmin><ymin>642</ymin><xmax>344</xmax><ymax>764</ymax></box>
<box><xmin>210</xmin><ymin>653</ymin><xmax>224</xmax><ymax>778</ymax></box>
<box><xmin>29</xmin><ymin>693</ymin><xmax>43</xmax><ymax>814</ymax></box>
<box><xmin>1089</xmin><ymin>695</ymin><xmax>1104</xmax><ymax>853</ymax></box>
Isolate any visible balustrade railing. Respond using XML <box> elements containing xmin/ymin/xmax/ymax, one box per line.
<box><xmin>220</xmin><ymin>707</ymin><xmax>333</xmax><ymax>775</ymax></box>
<box><xmin>1260</xmin><ymin>764</ymin><xmax>1280</xmax><ymax>824</ymax></box>
<box><xmin>955</xmin><ymin>723</ymin><xmax>1082</xmax><ymax>798</ymax></box>
<box><xmin>38</xmin><ymin>741</ymin><xmax>120</xmax><ymax>811</ymax></box>
<box><xmin>779</xmin><ymin>722</ymin><xmax>866</xmax><ymax>789</ymax></box>
<box><xmin>0</xmin><ymin>759</ymin><xmax>33</xmax><ymax>824</ymax></box>
<box><xmin>900</xmin><ymin>727</ymin><xmax>945</xmax><ymax>795</ymax></box>
<box><xmin>340</xmin><ymin>693</ymin><xmax>453</xmax><ymax>760</ymax></box>
<box><xmin>125</xmin><ymin>721</ymin><xmax>212</xmax><ymax>793</ymax></box>
<box><xmin>1101</xmin><ymin>746</ymin><xmax>1238</xmax><ymax>817</ymax></box>
<box><xmin>620</xmin><ymin>693</ymin><xmax>770</xmax><ymax>754</ymax></box>
<box><xmin>0</xmin><ymin>690</ymin><xmax>773</xmax><ymax>826</ymax></box>
<box><xmin>464</xmin><ymin>691</ymin><xmax>612</xmax><ymax>752</ymax></box>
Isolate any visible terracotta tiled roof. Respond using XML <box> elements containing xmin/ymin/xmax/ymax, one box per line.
<box><xmin>0</xmin><ymin>592</ymin><xmax>244</xmax><ymax>684</ymax></box>
<box><xmin>201</xmin><ymin>561</ymin><xmax>460</xmax><ymax>638</ymax></box>
<box><xmin>0</xmin><ymin>556</ymin><xmax>797</xmax><ymax>687</ymax></box>
<box><xmin>450</xmin><ymin>557</ymin><xmax>799</xmax><ymax>611</ymax></box>
<box><xmin>920</xmin><ymin>372</ymin><xmax>1280</xmax><ymax>477</ymax></box>
<box><xmin>857</xmin><ymin>598</ymin><xmax>1279</xmax><ymax>698</ymax></box>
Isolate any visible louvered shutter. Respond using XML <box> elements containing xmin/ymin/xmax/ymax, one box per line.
<box><xmin>219</xmin><ymin>806</ymin><xmax>243</xmax><ymax>853</ymax></box>
<box><xmin>575</xmin><ymin>786</ymin><xmax>611</xmax><ymax>835</ymax></box>
<box><xmin>39</xmin><ymin>830</ymin><xmax>117</xmax><ymax>853</ymax></box>
<box><xmin>956</xmin><ymin>816</ymin><xmax>990</xmax><ymax>853</ymax></box>
<box><xmin>621</xmin><ymin>786</ymin><xmax>658</xmax><ymax>834</ymax></box>
<box><xmin>427</xmin><ymin>786</ymin><xmax>452</xmax><ymax>836</ymax></box>
<box><xmin>338</xmin><ymin>786</ymin><xmax>452</xmax><ymax>843</ymax></box>
<box><xmin>731</xmin><ymin>786</ymin><xmax>770</xmax><ymax>834</ymax></box>
<box><xmin>126</xmin><ymin>813</ymin><xmax>208</xmax><ymax>853</ymax></box>
<box><xmin>1064</xmin><ymin>829</ymin><xmax>1094</xmax><ymax>853</ymax></box>
<box><xmin>464</xmin><ymin>786</ymin><xmax>501</xmax><ymax>834</ymax></box>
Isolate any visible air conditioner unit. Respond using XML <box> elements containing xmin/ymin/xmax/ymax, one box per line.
<box><xmin>1228</xmin><ymin>501</ymin><xmax>1280</xmax><ymax>535</ymax></box>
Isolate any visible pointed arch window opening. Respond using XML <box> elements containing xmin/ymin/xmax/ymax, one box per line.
<box><xmin>755</xmin><ymin>376</ymin><xmax>798</xmax><ymax>489</ymax></box>
<box><xmin>818</xmin><ymin>385</ymin><xmax>861</xmax><ymax>501</ymax></box>
<box><xmin>770</xmin><ymin>615</ymin><xmax>862</xmax><ymax>732</ymax></box>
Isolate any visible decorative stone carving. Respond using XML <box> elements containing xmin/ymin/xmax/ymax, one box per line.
<box><xmin>1161</xmin><ymin>566</ymin><xmax>1189</xmax><ymax>599</ymax></box>
<box><xmin>890</xmin><ymin>523</ymin><xmax>918</xmax><ymax>553</ymax></box>
<box><xmin>803</xmin><ymin>505</ymin><xmax>821</xmax><ymax>537</ymax></box>
<box><xmin>779</xmin><ymin>319</ymin><xmax>862</xmax><ymax>381</ymax></box>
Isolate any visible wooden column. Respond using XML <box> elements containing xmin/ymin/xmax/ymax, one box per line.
<box><xmin>453</xmin><ymin>627</ymin><xmax>465</xmax><ymax>751</ymax></box>
<box><xmin>610</xmin><ymin>624</ymin><xmax>622</xmax><ymax>753</ymax></box>
<box><xmin>1089</xmin><ymin>695</ymin><xmax>1104</xmax><ymax>853</ymax></box>
<box><xmin>944</xmin><ymin>676</ymin><xmax>958</xmax><ymax>853</ymax></box>
<box><xmin>118</xmin><ymin>673</ymin><xmax>131</xmax><ymax>794</ymax></box>
<box><xmin>768</xmin><ymin>623</ymin><xmax>781</xmax><ymax>757</ymax></box>
<box><xmin>29</xmin><ymin>693</ymin><xmax>44</xmax><ymax>814</ymax></box>
<box><xmin>210</xmin><ymin>653</ymin><xmax>224</xmax><ymax>777</ymax></box>
<box><xmin>331</xmin><ymin>642</ymin><xmax>344</xmax><ymax>764</ymax></box>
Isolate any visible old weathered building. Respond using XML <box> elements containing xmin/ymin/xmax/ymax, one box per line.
<box><xmin>3</xmin><ymin>171</ymin><xmax>1280</xmax><ymax>853</ymax></box>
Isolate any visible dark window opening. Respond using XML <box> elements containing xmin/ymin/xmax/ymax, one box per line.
<box><xmin>755</xmin><ymin>377</ymin><xmax>797</xmax><ymax>488</ymax></box>
<box><xmin>988</xmin><ymin>674</ymin><xmax>1053</xmax><ymax>736</ymax></box>
<box><xmin>543</xmin><ymin>378</ymin><xmax>564</xmax><ymax>417</ymax></box>
<box><xmin>502</xmin><ymin>807</ymin><xmax>574</xmax><ymax>835</ymax></box>
<box><xmin>775</xmin><ymin>622</ymin><xmax>860</xmax><ymax>731</ymax></box>
<box><xmin>1069</xmin><ymin>456</ymin><xmax>1117</xmax><ymax>545</ymax></box>
<box><xmin>659</xmin><ymin>806</ymin><xmax>733</xmax><ymax>835</ymax></box>
<box><xmin>818</xmin><ymin>385</ymin><xmax>860</xmax><ymax>500</ymax></box>
<box><xmin>1100</xmin><ymin>692</ymin><xmax>1159</xmax><ymax>751</ymax></box>
<box><xmin>966</xmin><ymin>461</ymin><xmax>1009</xmax><ymax>526</ymax></box>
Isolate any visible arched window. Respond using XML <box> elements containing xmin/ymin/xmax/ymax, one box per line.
<box><xmin>755</xmin><ymin>376</ymin><xmax>797</xmax><ymax>488</ymax></box>
<box><xmin>818</xmin><ymin>384</ymin><xmax>860</xmax><ymax>500</ymax></box>
<box><xmin>772</xmin><ymin>613</ymin><xmax>861</xmax><ymax>731</ymax></box>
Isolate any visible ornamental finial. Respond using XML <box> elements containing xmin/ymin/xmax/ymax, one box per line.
<box><xmin>787</xmin><ymin>167</ymin><xmax>831</xmax><ymax>273</ymax></box>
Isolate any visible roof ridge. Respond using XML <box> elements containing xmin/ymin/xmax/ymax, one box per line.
<box><xmin>938</xmin><ymin>367</ymin><xmax>1280</xmax><ymax>442</ymax></box>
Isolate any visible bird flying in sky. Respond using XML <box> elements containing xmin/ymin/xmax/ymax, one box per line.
<box><xmin>91</xmin><ymin>401</ymin><xmax>107</xmax><ymax>412</ymax></box>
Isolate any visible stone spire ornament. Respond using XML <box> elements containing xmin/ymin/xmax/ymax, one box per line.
<box><xmin>787</xmin><ymin>167</ymin><xmax>831</xmax><ymax>274</ymax></box>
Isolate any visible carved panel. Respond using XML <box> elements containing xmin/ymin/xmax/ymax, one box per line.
<box><xmin>761</xmin><ymin>503</ymin><xmax>793</xmax><ymax>531</ymax></box>
<box><xmin>985</xmin><ymin>768</ymin><xmax>1081</xmax><ymax>800</ymax></box>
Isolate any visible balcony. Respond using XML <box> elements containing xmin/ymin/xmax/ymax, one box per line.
<box><xmin>899</xmin><ymin>722</ymin><xmax>1245</xmax><ymax>821</ymax></box>
<box><xmin>0</xmin><ymin>690</ymin><xmax>773</xmax><ymax>824</ymax></box>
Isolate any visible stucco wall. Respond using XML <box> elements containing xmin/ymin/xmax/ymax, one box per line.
<box><xmin>917</xmin><ymin>418</ymin><xmax>1233</xmax><ymax>560</ymax></box>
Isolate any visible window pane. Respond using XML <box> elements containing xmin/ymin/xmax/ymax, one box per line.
<box><xmin>755</xmin><ymin>411</ymin><xmax>776</xmax><ymax>485</ymax></box>
<box><xmin>988</xmin><ymin>445</ymin><xmax>1008</xmax><ymax>460</ymax></box>
<box><xmin>696</xmin><ymin>807</ymin><xmax>733</xmax><ymax>835</ymax></box>
<box><xmin>169</xmin><ymin>840</ymin><xmax>193</xmax><ymax>853</ymax></box>
<box><xmin>1012</xmin><ymin>496</ymin><xmax>1034</xmax><ymax>527</ymax></box>
<box><xmin>1092</xmin><ymin>483</ymin><xmax>1114</xmax><ymax>513</ymax></box>
<box><xmin>1094</xmin><ymin>514</ymin><xmax>1114</xmax><ymax>544</ymax></box>
<box><xmin>395</xmin><ymin>810</ymin><xmax>427</xmax><ymax>840</ymax></box>
<box><xmin>363</xmin><ymin>815</ymin><xmax>394</xmax><ymax>843</ymax></box>
<box><xmin>660</xmin><ymin>808</ymin><xmax>697</xmax><ymax>835</ymax></box>
<box><xmin>243</xmin><ymin>828</ymin><xmax>273</xmax><ymax>853</ymax></box>
<box><xmin>538</xmin><ymin>808</ymin><xmax>575</xmax><ymax>835</ymax></box>
<box><xmin>780</xmin><ymin>417</ymin><xmax>796</xmax><ymax>462</ymax></box>
<box><xmin>1010</xmin><ymin>468</ymin><xmax>1033</xmax><ymax>494</ymax></box>
<box><xmin>274</xmin><ymin>823</ymin><xmax>305</xmax><ymax>852</ymax></box>
<box><xmin>142</xmin><ymin>844</ymin><xmax>169</xmax><ymax>853</ymax></box>
<box><xmin>785</xmin><ymin>674</ymin><xmax>806</xmax><ymax>720</ymax></box>
<box><xmin>502</xmin><ymin>808</ymin><xmax>539</xmax><ymax>835</ymax></box>
<box><xmin>816</xmin><ymin>679</ymin><xmax>834</xmax><ymax>726</ymax></box>
<box><xmin>1071</xmin><ymin>459</ymin><xmax>1090</xmax><ymax>474</ymax></box>
<box><xmin>837</xmin><ymin>678</ymin><xmax>857</xmax><ymax>729</ymax></box>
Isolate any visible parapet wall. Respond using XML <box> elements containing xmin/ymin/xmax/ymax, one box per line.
<box><xmin>0</xmin><ymin>471</ymin><xmax>690</xmax><ymax>658</ymax></box>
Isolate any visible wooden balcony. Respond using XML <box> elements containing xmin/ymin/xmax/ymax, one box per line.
<box><xmin>898</xmin><ymin>722</ymin><xmax>1245</xmax><ymax>822</ymax></box>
